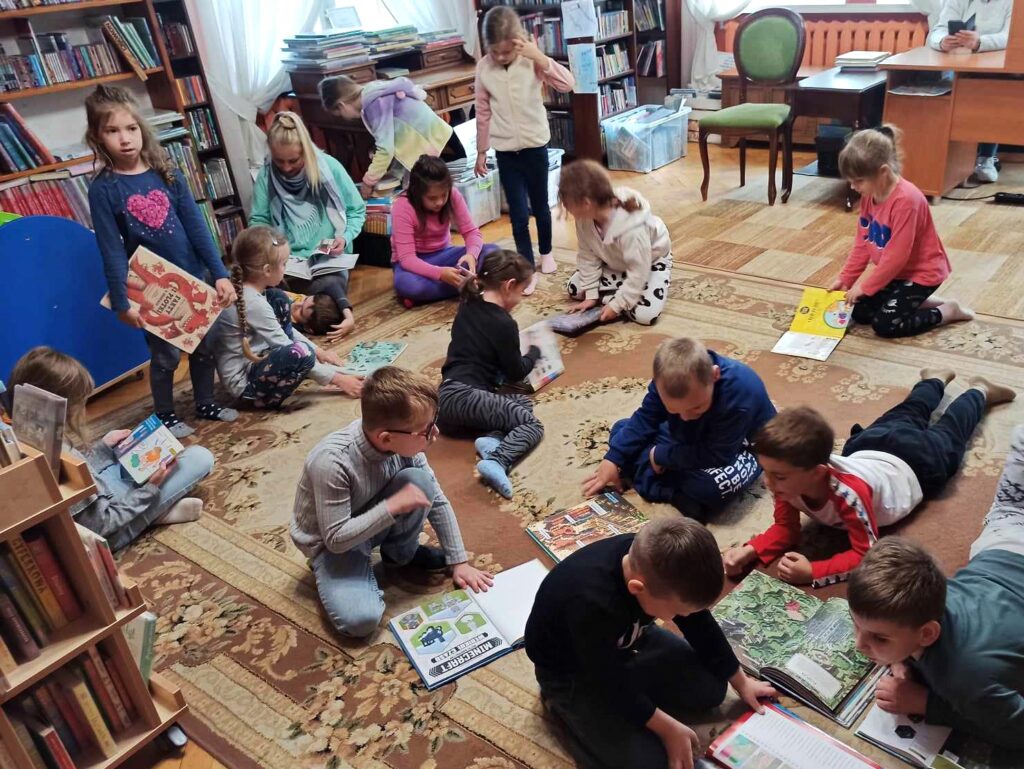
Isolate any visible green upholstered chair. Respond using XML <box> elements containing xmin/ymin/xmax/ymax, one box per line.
<box><xmin>699</xmin><ymin>8</ymin><xmax>806</xmax><ymax>205</ymax></box>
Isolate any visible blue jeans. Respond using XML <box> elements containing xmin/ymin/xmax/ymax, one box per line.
<box><xmin>311</xmin><ymin>467</ymin><xmax>435</xmax><ymax>638</ymax></box>
<box><xmin>496</xmin><ymin>145</ymin><xmax>551</xmax><ymax>264</ymax></box>
<box><xmin>84</xmin><ymin>446</ymin><xmax>215</xmax><ymax>551</ymax></box>
<box><xmin>978</xmin><ymin>143</ymin><xmax>998</xmax><ymax>158</ymax></box>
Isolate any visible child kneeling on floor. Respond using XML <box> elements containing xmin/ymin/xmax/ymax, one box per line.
<box><xmin>583</xmin><ymin>338</ymin><xmax>776</xmax><ymax>521</ymax></box>
<box><xmin>724</xmin><ymin>369</ymin><xmax>1015</xmax><ymax>587</ymax></box>
<box><xmin>848</xmin><ymin>426</ymin><xmax>1024</xmax><ymax>748</ymax></box>
<box><xmin>6</xmin><ymin>347</ymin><xmax>214</xmax><ymax>551</ymax></box>
<box><xmin>438</xmin><ymin>249</ymin><xmax>543</xmax><ymax>499</ymax></box>
<box><xmin>290</xmin><ymin>366</ymin><xmax>493</xmax><ymax>638</ymax></box>
<box><xmin>560</xmin><ymin>159</ymin><xmax>672</xmax><ymax>326</ymax></box>
<box><xmin>525</xmin><ymin>517</ymin><xmax>775</xmax><ymax>769</ymax></box>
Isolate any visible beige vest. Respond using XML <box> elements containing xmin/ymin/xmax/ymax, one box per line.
<box><xmin>478</xmin><ymin>56</ymin><xmax>551</xmax><ymax>151</ymax></box>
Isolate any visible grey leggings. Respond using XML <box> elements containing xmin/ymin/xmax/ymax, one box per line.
<box><xmin>437</xmin><ymin>380</ymin><xmax>544</xmax><ymax>470</ymax></box>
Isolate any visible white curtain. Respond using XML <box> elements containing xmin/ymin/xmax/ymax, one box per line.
<box><xmin>684</xmin><ymin>0</ymin><xmax>752</xmax><ymax>91</ymax></box>
<box><xmin>190</xmin><ymin>0</ymin><xmax>328</xmax><ymax>170</ymax></box>
<box><xmin>381</xmin><ymin>0</ymin><xmax>481</xmax><ymax>59</ymax></box>
<box><xmin>907</xmin><ymin>0</ymin><xmax>943</xmax><ymax>27</ymax></box>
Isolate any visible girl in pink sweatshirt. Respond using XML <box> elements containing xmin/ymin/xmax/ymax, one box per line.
<box><xmin>831</xmin><ymin>126</ymin><xmax>973</xmax><ymax>338</ymax></box>
<box><xmin>391</xmin><ymin>155</ymin><xmax>499</xmax><ymax>306</ymax></box>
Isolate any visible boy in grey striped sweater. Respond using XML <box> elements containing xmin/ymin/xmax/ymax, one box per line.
<box><xmin>291</xmin><ymin>366</ymin><xmax>493</xmax><ymax>638</ymax></box>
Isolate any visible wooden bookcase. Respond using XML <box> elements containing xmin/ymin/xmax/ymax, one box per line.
<box><xmin>0</xmin><ymin>446</ymin><xmax>186</xmax><ymax>769</ymax></box>
<box><xmin>0</xmin><ymin>0</ymin><xmax>245</xmax><ymax>253</ymax></box>
<box><xmin>634</xmin><ymin>0</ymin><xmax>682</xmax><ymax>103</ymax></box>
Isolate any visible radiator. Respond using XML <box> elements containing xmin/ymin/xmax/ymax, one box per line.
<box><xmin>722</xmin><ymin>18</ymin><xmax>930</xmax><ymax>68</ymax></box>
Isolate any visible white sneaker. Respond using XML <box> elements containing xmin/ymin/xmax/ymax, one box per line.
<box><xmin>974</xmin><ymin>155</ymin><xmax>998</xmax><ymax>183</ymax></box>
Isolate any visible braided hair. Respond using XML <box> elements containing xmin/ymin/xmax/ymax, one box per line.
<box><xmin>459</xmin><ymin>248</ymin><xmax>534</xmax><ymax>303</ymax></box>
<box><xmin>229</xmin><ymin>225</ymin><xmax>288</xmax><ymax>362</ymax></box>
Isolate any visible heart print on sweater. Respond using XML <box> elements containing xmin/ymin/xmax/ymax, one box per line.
<box><xmin>127</xmin><ymin>189</ymin><xmax>171</xmax><ymax>230</ymax></box>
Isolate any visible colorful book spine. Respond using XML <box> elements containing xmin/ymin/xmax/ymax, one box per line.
<box><xmin>20</xmin><ymin>713</ymin><xmax>76</xmax><ymax>769</ymax></box>
<box><xmin>23</xmin><ymin>530</ymin><xmax>83</xmax><ymax>623</ymax></box>
<box><xmin>76</xmin><ymin>525</ymin><xmax>118</xmax><ymax>610</ymax></box>
<box><xmin>31</xmin><ymin>684</ymin><xmax>80</xmax><ymax>756</ymax></box>
<box><xmin>0</xmin><ymin>588</ymin><xmax>40</xmax><ymax>661</ymax></box>
<box><xmin>44</xmin><ymin>680</ymin><xmax>92</xmax><ymax>751</ymax></box>
<box><xmin>101</xmin><ymin>20</ymin><xmax>146</xmax><ymax>80</ymax></box>
<box><xmin>93</xmin><ymin>536</ymin><xmax>127</xmax><ymax>608</ymax></box>
<box><xmin>7</xmin><ymin>536</ymin><xmax>67</xmax><ymax>630</ymax></box>
<box><xmin>122</xmin><ymin>610</ymin><xmax>156</xmax><ymax>682</ymax></box>
<box><xmin>84</xmin><ymin>647</ymin><xmax>132</xmax><ymax>731</ymax></box>
<box><xmin>56</xmin><ymin>668</ymin><xmax>117</xmax><ymax>758</ymax></box>
<box><xmin>102</xmin><ymin>650</ymin><xmax>138</xmax><ymax>720</ymax></box>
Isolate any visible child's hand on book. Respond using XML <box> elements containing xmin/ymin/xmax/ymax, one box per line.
<box><xmin>118</xmin><ymin>307</ymin><xmax>146</xmax><ymax>329</ymax></box>
<box><xmin>729</xmin><ymin>670</ymin><xmax>778</xmax><ymax>715</ymax></box>
<box><xmin>829</xmin><ymin>278</ymin><xmax>851</xmax><ymax>292</ymax></box>
<box><xmin>777</xmin><ymin>552</ymin><xmax>813</xmax><ymax>585</ymax></box>
<box><xmin>876</xmin><ymin>673</ymin><xmax>928</xmax><ymax>716</ymax></box>
<box><xmin>722</xmin><ymin>544</ymin><xmax>757</xmax><ymax>577</ymax></box>
<box><xmin>582</xmin><ymin>459</ymin><xmax>622</xmax><ymax>497</ymax></box>
<box><xmin>568</xmin><ymin>298</ymin><xmax>599</xmax><ymax>314</ymax></box>
<box><xmin>316</xmin><ymin>347</ymin><xmax>344</xmax><ymax>367</ymax></box>
<box><xmin>451</xmin><ymin>562</ymin><xmax>494</xmax><ymax>594</ymax></box>
<box><xmin>148</xmin><ymin>458</ymin><xmax>176</xmax><ymax>488</ymax></box>
<box><xmin>599</xmin><ymin>305</ymin><xmax>620</xmax><ymax>323</ymax></box>
<box><xmin>102</xmin><ymin>429</ymin><xmax>133</xmax><ymax>448</ymax></box>
<box><xmin>215</xmin><ymin>278</ymin><xmax>237</xmax><ymax>308</ymax></box>
<box><xmin>845</xmin><ymin>286</ymin><xmax>865</xmax><ymax>305</ymax></box>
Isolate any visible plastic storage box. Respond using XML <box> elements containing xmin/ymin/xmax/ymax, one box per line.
<box><xmin>500</xmin><ymin>147</ymin><xmax>565</xmax><ymax>213</ymax></box>
<box><xmin>453</xmin><ymin>167</ymin><xmax>501</xmax><ymax>229</ymax></box>
<box><xmin>603</xmin><ymin>105</ymin><xmax>691</xmax><ymax>173</ymax></box>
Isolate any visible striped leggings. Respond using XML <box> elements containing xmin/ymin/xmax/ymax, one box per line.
<box><xmin>438</xmin><ymin>380</ymin><xmax>544</xmax><ymax>469</ymax></box>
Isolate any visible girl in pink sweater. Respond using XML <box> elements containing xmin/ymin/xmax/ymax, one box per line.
<box><xmin>391</xmin><ymin>155</ymin><xmax>499</xmax><ymax>306</ymax></box>
<box><xmin>831</xmin><ymin>126</ymin><xmax>973</xmax><ymax>338</ymax></box>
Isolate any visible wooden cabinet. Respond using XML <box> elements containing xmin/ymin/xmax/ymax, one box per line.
<box><xmin>720</xmin><ymin>67</ymin><xmax>828</xmax><ymax>147</ymax></box>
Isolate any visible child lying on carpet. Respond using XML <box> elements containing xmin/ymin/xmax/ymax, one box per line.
<box><xmin>582</xmin><ymin>337</ymin><xmax>776</xmax><ymax>521</ymax></box>
<box><xmin>285</xmin><ymin>289</ymin><xmax>354</xmax><ymax>339</ymax></box>
<box><xmin>724</xmin><ymin>369</ymin><xmax>1016</xmax><ymax>587</ymax></box>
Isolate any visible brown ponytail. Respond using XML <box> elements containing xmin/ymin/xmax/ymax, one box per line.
<box><xmin>558</xmin><ymin>159</ymin><xmax>643</xmax><ymax>213</ymax></box>
<box><xmin>460</xmin><ymin>248</ymin><xmax>534</xmax><ymax>303</ymax></box>
<box><xmin>839</xmin><ymin>124</ymin><xmax>904</xmax><ymax>180</ymax></box>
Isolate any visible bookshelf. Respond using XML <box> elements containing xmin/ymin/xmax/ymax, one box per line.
<box><xmin>0</xmin><ymin>446</ymin><xmax>186</xmax><ymax>769</ymax></box>
<box><xmin>634</xmin><ymin>0</ymin><xmax>682</xmax><ymax>103</ymax></box>
<box><xmin>0</xmin><ymin>0</ymin><xmax>246</xmax><ymax>254</ymax></box>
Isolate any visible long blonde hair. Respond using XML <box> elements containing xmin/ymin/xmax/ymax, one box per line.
<box><xmin>266</xmin><ymin>111</ymin><xmax>322</xmax><ymax>191</ymax></box>
<box><xmin>8</xmin><ymin>347</ymin><xmax>94</xmax><ymax>444</ymax></box>
<box><xmin>319</xmin><ymin>75</ymin><xmax>362</xmax><ymax>112</ymax></box>
<box><xmin>229</xmin><ymin>226</ymin><xmax>288</xmax><ymax>362</ymax></box>
<box><xmin>85</xmin><ymin>84</ymin><xmax>176</xmax><ymax>186</ymax></box>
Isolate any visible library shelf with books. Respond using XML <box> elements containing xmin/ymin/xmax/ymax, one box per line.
<box><xmin>0</xmin><ymin>1</ymin><xmax>147</xmax><ymax>22</ymax></box>
<box><xmin>0</xmin><ymin>446</ymin><xmax>186</xmax><ymax>769</ymax></box>
<box><xmin>633</xmin><ymin>0</ymin><xmax>682</xmax><ymax>103</ymax></box>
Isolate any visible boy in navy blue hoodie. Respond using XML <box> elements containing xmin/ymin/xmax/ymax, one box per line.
<box><xmin>583</xmin><ymin>337</ymin><xmax>776</xmax><ymax>520</ymax></box>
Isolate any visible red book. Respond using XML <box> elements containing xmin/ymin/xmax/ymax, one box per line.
<box><xmin>0</xmin><ymin>104</ymin><xmax>56</xmax><ymax>165</ymax></box>
<box><xmin>43</xmin><ymin>680</ymin><xmax>92</xmax><ymax>751</ymax></box>
<box><xmin>94</xmin><ymin>539</ymin><xmax>127</xmax><ymax>608</ymax></box>
<box><xmin>19</xmin><ymin>714</ymin><xmax>75</xmax><ymax>769</ymax></box>
<box><xmin>0</xmin><ymin>589</ymin><xmax>40</xmax><ymax>662</ymax></box>
<box><xmin>81</xmin><ymin>651</ymin><xmax>132</xmax><ymax>732</ymax></box>
<box><xmin>101</xmin><ymin>650</ymin><xmax>137</xmax><ymax>720</ymax></box>
<box><xmin>31</xmin><ymin>685</ymin><xmax>80</xmax><ymax>756</ymax></box>
<box><xmin>23</xmin><ymin>531</ymin><xmax>83</xmax><ymax>623</ymax></box>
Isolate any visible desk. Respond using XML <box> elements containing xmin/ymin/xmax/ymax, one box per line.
<box><xmin>881</xmin><ymin>47</ymin><xmax>1024</xmax><ymax>197</ymax></box>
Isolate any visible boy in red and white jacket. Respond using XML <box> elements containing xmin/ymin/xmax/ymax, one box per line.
<box><xmin>724</xmin><ymin>369</ymin><xmax>1015</xmax><ymax>587</ymax></box>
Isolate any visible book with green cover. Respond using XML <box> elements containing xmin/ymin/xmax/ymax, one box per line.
<box><xmin>526</xmin><ymin>491</ymin><xmax>646</xmax><ymax>563</ymax></box>
<box><xmin>711</xmin><ymin>570</ymin><xmax>884</xmax><ymax>727</ymax></box>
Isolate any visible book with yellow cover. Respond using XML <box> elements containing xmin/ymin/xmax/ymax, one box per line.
<box><xmin>772</xmin><ymin>288</ymin><xmax>851</xmax><ymax>361</ymax></box>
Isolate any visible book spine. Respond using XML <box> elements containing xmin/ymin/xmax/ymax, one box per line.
<box><xmin>24</xmin><ymin>531</ymin><xmax>82</xmax><ymax>622</ymax></box>
<box><xmin>101</xmin><ymin>20</ymin><xmax>146</xmax><ymax>80</ymax></box>
<box><xmin>82</xmin><ymin>533</ymin><xmax>118</xmax><ymax>610</ymax></box>
<box><xmin>84</xmin><ymin>646</ymin><xmax>132</xmax><ymax>730</ymax></box>
<box><xmin>94</xmin><ymin>536</ymin><xmax>127</xmax><ymax>608</ymax></box>
<box><xmin>139</xmin><ymin>611</ymin><xmax>155</xmax><ymax>681</ymax></box>
<box><xmin>0</xmin><ymin>551</ymin><xmax>49</xmax><ymax>644</ymax></box>
<box><xmin>9</xmin><ymin>718</ymin><xmax>47</xmax><ymax>769</ymax></box>
<box><xmin>36</xmin><ymin>728</ymin><xmax>75</xmax><ymax>769</ymax></box>
<box><xmin>62</xmin><ymin>671</ymin><xmax>117</xmax><ymax>758</ymax></box>
<box><xmin>0</xmin><ymin>625</ymin><xmax>16</xmax><ymax>674</ymax></box>
<box><xmin>7</xmin><ymin>536</ymin><xmax>67</xmax><ymax>629</ymax></box>
<box><xmin>0</xmin><ymin>588</ymin><xmax>40</xmax><ymax>661</ymax></box>
<box><xmin>44</xmin><ymin>680</ymin><xmax>92</xmax><ymax>750</ymax></box>
<box><xmin>101</xmin><ymin>650</ymin><xmax>137</xmax><ymax>719</ymax></box>
<box><xmin>32</xmin><ymin>685</ymin><xmax>80</xmax><ymax>756</ymax></box>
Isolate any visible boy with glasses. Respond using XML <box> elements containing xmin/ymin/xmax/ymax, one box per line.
<box><xmin>291</xmin><ymin>366</ymin><xmax>493</xmax><ymax>638</ymax></box>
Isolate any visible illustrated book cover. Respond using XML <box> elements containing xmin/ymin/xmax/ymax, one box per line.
<box><xmin>340</xmin><ymin>341</ymin><xmax>407</xmax><ymax>376</ymax></box>
<box><xmin>772</xmin><ymin>287</ymin><xmax>850</xmax><ymax>362</ymax></box>
<box><xmin>526</xmin><ymin>491</ymin><xmax>646</xmax><ymax>563</ymax></box>
<box><xmin>114</xmin><ymin>414</ymin><xmax>184</xmax><ymax>484</ymax></box>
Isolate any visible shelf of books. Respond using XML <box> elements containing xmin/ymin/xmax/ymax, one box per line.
<box><xmin>0</xmin><ymin>445</ymin><xmax>184</xmax><ymax>769</ymax></box>
<box><xmin>634</xmin><ymin>0</ymin><xmax>681</xmax><ymax>102</ymax></box>
<box><xmin>0</xmin><ymin>0</ymin><xmax>245</xmax><ymax>255</ymax></box>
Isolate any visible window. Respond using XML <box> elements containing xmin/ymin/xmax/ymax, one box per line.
<box><xmin>330</xmin><ymin>1</ymin><xmax>397</xmax><ymax>30</ymax></box>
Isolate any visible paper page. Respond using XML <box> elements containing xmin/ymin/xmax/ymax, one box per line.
<box><xmin>713</xmin><ymin>707</ymin><xmax>878</xmax><ymax>769</ymax></box>
<box><xmin>784</xmin><ymin>653</ymin><xmax>842</xmax><ymax>702</ymax></box>
<box><xmin>772</xmin><ymin>331</ymin><xmax>841</xmax><ymax>361</ymax></box>
<box><xmin>568</xmin><ymin>43</ymin><xmax>598</xmax><ymax>94</ymax></box>
<box><xmin>474</xmin><ymin>559</ymin><xmax>549</xmax><ymax>644</ymax></box>
<box><xmin>521</xmin><ymin>321</ymin><xmax>564</xmax><ymax>391</ymax></box>
<box><xmin>856</xmin><ymin>704</ymin><xmax>950</xmax><ymax>767</ymax></box>
<box><xmin>561</xmin><ymin>0</ymin><xmax>597</xmax><ymax>39</ymax></box>
<box><xmin>341</xmin><ymin>341</ymin><xmax>407</xmax><ymax>376</ymax></box>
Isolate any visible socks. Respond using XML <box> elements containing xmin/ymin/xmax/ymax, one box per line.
<box><xmin>475</xmin><ymin>435</ymin><xmax>501</xmax><ymax>460</ymax></box>
<box><xmin>539</xmin><ymin>252</ymin><xmax>557</xmax><ymax>274</ymax></box>
<box><xmin>155</xmin><ymin>497</ymin><xmax>203</xmax><ymax>525</ymax></box>
<box><xmin>156</xmin><ymin>412</ymin><xmax>195</xmax><ymax>439</ymax></box>
<box><xmin>196</xmin><ymin>404</ymin><xmax>239</xmax><ymax>422</ymax></box>
<box><xmin>522</xmin><ymin>273</ymin><xmax>539</xmax><ymax>296</ymax></box>
<box><xmin>477</xmin><ymin>459</ymin><xmax>513</xmax><ymax>499</ymax></box>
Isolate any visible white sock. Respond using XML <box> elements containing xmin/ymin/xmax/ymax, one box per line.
<box><xmin>539</xmin><ymin>252</ymin><xmax>558</xmax><ymax>274</ymax></box>
<box><xmin>156</xmin><ymin>498</ymin><xmax>203</xmax><ymax>525</ymax></box>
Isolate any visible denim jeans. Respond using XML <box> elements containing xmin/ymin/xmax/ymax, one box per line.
<box><xmin>146</xmin><ymin>329</ymin><xmax>218</xmax><ymax>414</ymax></box>
<box><xmin>978</xmin><ymin>143</ymin><xmax>998</xmax><ymax>158</ymax></box>
<box><xmin>495</xmin><ymin>145</ymin><xmax>551</xmax><ymax>264</ymax></box>
<box><xmin>311</xmin><ymin>467</ymin><xmax>435</xmax><ymax>638</ymax></box>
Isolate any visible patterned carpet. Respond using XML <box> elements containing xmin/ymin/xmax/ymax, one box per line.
<box><xmin>102</xmin><ymin>249</ymin><xmax>1024</xmax><ymax>769</ymax></box>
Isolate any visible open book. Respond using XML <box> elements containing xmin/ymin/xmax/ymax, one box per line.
<box><xmin>519</xmin><ymin>321</ymin><xmax>563</xmax><ymax>392</ymax></box>
<box><xmin>708</xmin><ymin>704</ymin><xmax>881</xmax><ymax>769</ymax></box>
<box><xmin>340</xmin><ymin>341</ymin><xmax>407</xmax><ymax>376</ymax></box>
<box><xmin>526</xmin><ymin>492</ymin><xmax>646</xmax><ymax>562</ymax></box>
<box><xmin>284</xmin><ymin>249</ymin><xmax>358</xmax><ymax>281</ymax></box>
<box><xmin>390</xmin><ymin>559</ymin><xmax>548</xmax><ymax>690</ymax></box>
<box><xmin>772</xmin><ymin>287</ymin><xmax>850</xmax><ymax>362</ymax></box>
<box><xmin>114</xmin><ymin>414</ymin><xmax>184</xmax><ymax>484</ymax></box>
<box><xmin>712</xmin><ymin>571</ymin><xmax>883</xmax><ymax>727</ymax></box>
<box><xmin>11</xmin><ymin>384</ymin><xmax>66</xmax><ymax>476</ymax></box>
<box><xmin>547</xmin><ymin>306</ymin><xmax>604</xmax><ymax>336</ymax></box>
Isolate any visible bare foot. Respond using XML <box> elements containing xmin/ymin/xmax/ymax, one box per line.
<box><xmin>937</xmin><ymin>300</ymin><xmax>975</xmax><ymax>324</ymax></box>
<box><xmin>968</xmin><ymin>376</ymin><xmax>1016</xmax><ymax>407</ymax></box>
<box><xmin>921</xmin><ymin>368</ymin><xmax>956</xmax><ymax>385</ymax></box>
<box><xmin>522</xmin><ymin>272</ymin><xmax>540</xmax><ymax>296</ymax></box>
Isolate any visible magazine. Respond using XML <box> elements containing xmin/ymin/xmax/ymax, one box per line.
<box><xmin>708</xmin><ymin>704</ymin><xmax>881</xmax><ymax>769</ymax></box>
<box><xmin>100</xmin><ymin>246</ymin><xmax>223</xmax><ymax>354</ymax></box>
<box><xmin>711</xmin><ymin>571</ymin><xmax>884</xmax><ymax>727</ymax></box>
<box><xmin>114</xmin><ymin>414</ymin><xmax>184</xmax><ymax>484</ymax></box>
<box><xmin>390</xmin><ymin>559</ymin><xmax>548</xmax><ymax>690</ymax></box>
<box><xmin>340</xmin><ymin>341</ymin><xmax>407</xmax><ymax>376</ymax></box>
<box><xmin>548</xmin><ymin>306</ymin><xmax>604</xmax><ymax>336</ymax></box>
<box><xmin>772</xmin><ymin>287</ymin><xmax>850</xmax><ymax>362</ymax></box>
<box><xmin>526</xmin><ymin>492</ymin><xmax>646</xmax><ymax>562</ymax></box>
<box><xmin>283</xmin><ymin>249</ymin><xmax>358</xmax><ymax>281</ymax></box>
<box><xmin>520</xmin><ymin>321</ymin><xmax>563</xmax><ymax>392</ymax></box>
<box><xmin>11</xmin><ymin>384</ymin><xmax>66</xmax><ymax>476</ymax></box>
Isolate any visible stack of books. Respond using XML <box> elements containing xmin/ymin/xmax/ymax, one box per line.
<box><xmin>638</xmin><ymin>40</ymin><xmax>665</xmax><ymax>77</ymax></box>
<box><xmin>598</xmin><ymin>9</ymin><xmax>631</xmax><ymax>39</ymax></box>
<box><xmin>281</xmin><ymin>31</ymin><xmax>370</xmax><ymax>73</ymax></box>
<box><xmin>548</xmin><ymin>111</ymin><xmax>575</xmax><ymax>153</ymax></box>
<box><xmin>363</xmin><ymin>26</ymin><xmax>421</xmax><ymax>58</ymax></box>
<box><xmin>418</xmin><ymin>29</ymin><xmax>462</xmax><ymax>51</ymax></box>
<box><xmin>174</xmin><ymin>74</ymin><xmax>207</xmax><ymax>105</ymax></box>
<box><xmin>0</xmin><ymin>0</ymin><xmax>92</xmax><ymax>7</ymax></box>
<box><xmin>522</xmin><ymin>13</ymin><xmax>565</xmax><ymax>58</ymax></box>
<box><xmin>0</xmin><ymin>103</ymin><xmax>54</xmax><ymax>175</ymax></box>
<box><xmin>835</xmin><ymin>50</ymin><xmax>891</xmax><ymax>71</ymax></box>
<box><xmin>635</xmin><ymin>0</ymin><xmax>666</xmax><ymax>32</ymax></box>
<box><xmin>203</xmin><ymin>157</ymin><xmax>235</xmax><ymax>199</ymax></box>
<box><xmin>159</xmin><ymin>18</ymin><xmax>195</xmax><ymax>57</ymax></box>
<box><xmin>599</xmin><ymin>75</ymin><xmax>637</xmax><ymax>117</ymax></box>
<box><xmin>199</xmin><ymin>201</ymin><xmax>223</xmax><ymax>252</ymax></box>
<box><xmin>544</xmin><ymin>83</ymin><xmax>572</xmax><ymax>107</ymax></box>
<box><xmin>596</xmin><ymin>41</ymin><xmax>630</xmax><ymax>80</ymax></box>
<box><xmin>185</xmin><ymin>107</ymin><xmax>220</xmax><ymax>151</ymax></box>
<box><xmin>90</xmin><ymin>14</ymin><xmax>160</xmax><ymax>72</ymax></box>
<box><xmin>0</xmin><ymin>163</ymin><xmax>92</xmax><ymax>227</ymax></box>
<box><xmin>0</xmin><ymin>37</ymin><xmax>122</xmax><ymax>92</ymax></box>
<box><xmin>75</xmin><ymin>526</ymin><xmax>131</xmax><ymax>613</ymax></box>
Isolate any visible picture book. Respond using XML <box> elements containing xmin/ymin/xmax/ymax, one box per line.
<box><xmin>11</xmin><ymin>384</ymin><xmax>66</xmax><ymax>476</ymax></box>
<box><xmin>520</xmin><ymin>321</ymin><xmax>564</xmax><ymax>392</ymax></box>
<box><xmin>547</xmin><ymin>306</ymin><xmax>604</xmax><ymax>336</ymax></box>
<box><xmin>772</xmin><ymin>287</ymin><xmax>850</xmax><ymax>362</ymax></box>
<box><xmin>114</xmin><ymin>414</ymin><xmax>185</xmax><ymax>484</ymax></box>
<box><xmin>711</xmin><ymin>571</ymin><xmax>883</xmax><ymax>727</ymax></box>
<box><xmin>284</xmin><ymin>249</ymin><xmax>358</xmax><ymax>281</ymax></box>
<box><xmin>340</xmin><ymin>341</ymin><xmax>407</xmax><ymax>376</ymax></box>
<box><xmin>526</xmin><ymin>491</ymin><xmax>646</xmax><ymax>562</ymax></box>
<box><xmin>100</xmin><ymin>245</ymin><xmax>224</xmax><ymax>354</ymax></box>
<box><xmin>390</xmin><ymin>559</ymin><xmax>548</xmax><ymax>690</ymax></box>
<box><xmin>708</xmin><ymin>703</ymin><xmax>881</xmax><ymax>769</ymax></box>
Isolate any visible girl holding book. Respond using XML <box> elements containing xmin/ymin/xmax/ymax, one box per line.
<box><xmin>86</xmin><ymin>85</ymin><xmax>238</xmax><ymax>438</ymax></box>
<box><xmin>7</xmin><ymin>347</ymin><xmax>215</xmax><ymax>551</ymax></box>
<box><xmin>438</xmin><ymin>249</ymin><xmax>542</xmax><ymax>499</ymax></box>
<box><xmin>214</xmin><ymin>226</ymin><xmax>363</xmax><ymax>409</ymax></box>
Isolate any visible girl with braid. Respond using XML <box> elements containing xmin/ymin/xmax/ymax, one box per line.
<box><xmin>213</xmin><ymin>226</ymin><xmax>363</xmax><ymax>409</ymax></box>
<box><xmin>438</xmin><ymin>249</ymin><xmax>543</xmax><ymax>499</ymax></box>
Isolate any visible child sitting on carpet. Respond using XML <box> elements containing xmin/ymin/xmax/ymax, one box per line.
<box><xmin>438</xmin><ymin>249</ymin><xmax>542</xmax><ymax>499</ymax></box>
<box><xmin>831</xmin><ymin>126</ymin><xmax>973</xmax><ymax>338</ymax></box>
<box><xmin>582</xmin><ymin>338</ymin><xmax>775</xmax><ymax>521</ymax></box>
<box><xmin>290</xmin><ymin>366</ymin><xmax>493</xmax><ymax>638</ymax></box>
<box><xmin>847</xmin><ymin>429</ymin><xmax>1024</xmax><ymax>749</ymax></box>
<box><xmin>560</xmin><ymin>159</ymin><xmax>672</xmax><ymax>326</ymax></box>
<box><xmin>723</xmin><ymin>369</ymin><xmax>1015</xmax><ymax>587</ymax></box>
<box><xmin>391</xmin><ymin>155</ymin><xmax>499</xmax><ymax>307</ymax></box>
<box><xmin>524</xmin><ymin>517</ymin><xmax>776</xmax><ymax>769</ymax></box>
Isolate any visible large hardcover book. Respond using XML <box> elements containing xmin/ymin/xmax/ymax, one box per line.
<box><xmin>10</xmin><ymin>383</ymin><xmax>65</xmax><ymax>476</ymax></box>
<box><xmin>519</xmin><ymin>321</ymin><xmax>563</xmax><ymax>392</ymax></box>
<box><xmin>526</xmin><ymin>491</ymin><xmax>646</xmax><ymax>562</ymax></box>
